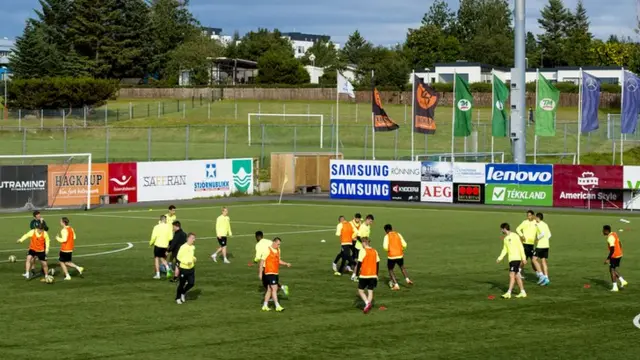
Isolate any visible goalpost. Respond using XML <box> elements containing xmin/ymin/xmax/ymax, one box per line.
<box><xmin>0</xmin><ymin>153</ymin><xmax>93</xmax><ymax>211</ymax></box>
<box><xmin>247</xmin><ymin>113</ymin><xmax>325</xmax><ymax>148</ymax></box>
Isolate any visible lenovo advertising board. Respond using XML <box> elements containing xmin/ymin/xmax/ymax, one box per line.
<box><xmin>553</xmin><ymin>165</ymin><xmax>623</xmax><ymax>208</ymax></box>
<box><xmin>485</xmin><ymin>164</ymin><xmax>553</xmax><ymax>185</ymax></box>
<box><xmin>108</xmin><ymin>162</ymin><xmax>138</xmax><ymax>203</ymax></box>
<box><xmin>453</xmin><ymin>183</ymin><xmax>485</xmax><ymax>204</ymax></box>
<box><xmin>0</xmin><ymin>165</ymin><xmax>48</xmax><ymax>209</ymax></box>
<box><xmin>47</xmin><ymin>164</ymin><xmax>109</xmax><ymax>206</ymax></box>
<box><xmin>137</xmin><ymin>159</ymin><xmax>253</xmax><ymax>202</ymax></box>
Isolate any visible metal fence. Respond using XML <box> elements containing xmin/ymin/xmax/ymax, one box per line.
<box><xmin>0</xmin><ymin>113</ymin><xmax>633</xmax><ymax>167</ymax></box>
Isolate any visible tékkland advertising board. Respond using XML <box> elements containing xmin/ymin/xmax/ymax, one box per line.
<box><xmin>330</xmin><ymin>160</ymin><xmax>420</xmax><ymax>182</ymax></box>
<box><xmin>485</xmin><ymin>184</ymin><xmax>553</xmax><ymax>206</ymax></box>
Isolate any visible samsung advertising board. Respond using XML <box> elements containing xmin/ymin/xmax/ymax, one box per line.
<box><xmin>330</xmin><ymin>179</ymin><xmax>390</xmax><ymax>201</ymax></box>
<box><xmin>485</xmin><ymin>164</ymin><xmax>553</xmax><ymax>185</ymax></box>
<box><xmin>330</xmin><ymin>160</ymin><xmax>420</xmax><ymax>182</ymax></box>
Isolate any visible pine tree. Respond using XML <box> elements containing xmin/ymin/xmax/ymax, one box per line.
<box><xmin>339</xmin><ymin>30</ymin><xmax>373</xmax><ymax>67</ymax></box>
<box><xmin>538</xmin><ymin>0</ymin><xmax>571</xmax><ymax>67</ymax></box>
<box><xmin>565</xmin><ymin>0</ymin><xmax>592</xmax><ymax>66</ymax></box>
<box><xmin>421</xmin><ymin>0</ymin><xmax>456</xmax><ymax>35</ymax></box>
<box><xmin>459</xmin><ymin>0</ymin><xmax>513</xmax><ymax>67</ymax></box>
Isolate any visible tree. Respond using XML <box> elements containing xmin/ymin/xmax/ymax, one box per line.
<box><xmin>7</xmin><ymin>78</ymin><xmax>118</xmax><ymax>109</ymax></box>
<box><xmin>370</xmin><ymin>47</ymin><xmax>411</xmax><ymax>90</ymax></box>
<box><xmin>235</xmin><ymin>29</ymin><xmax>293</xmax><ymax>61</ymax></box>
<box><xmin>224</xmin><ymin>31</ymin><xmax>241</xmax><ymax>58</ymax></box>
<box><xmin>300</xmin><ymin>39</ymin><xmax>338</xmax><ymax>68</ymax></box>
<box><xmin>538</xmin><ymin>0</ymin><xmax>571</xmax><ymax>67</ymax></box>
<box><xmin>421</xmin><ymin>0</ymin><xmax>456</xmax><ymax>35</ymax></box>
<box><xmin>461</xmin><ymin>0</ymin><xmax>513</xmax><ymax>67</ymax></box>
<box><xmin>256</xmin><ymin>50</ymin><xmax>309</xmax><ymax>85</ymax></box>
<box><xmin>564</xmin><ymin>0</ymin><xmax>592</xmax><ymax>66</ymax></box>
<box><xmin>525</xmin><ymin>32</ymin><xmax>542</xmax><ymax>68</ymax></box>
<box><xmin>339</xmin><ymin>30</ymin><xmax>373</xmax><ymax>67</ymax></box>
<box><xmin>166</xmin><ymin>35</ymin><xmax>224</xmax><ymax>85</ymax></box>
<box><xmin>148</xmin><ymin>0</ymin><xmax>200</xmax><ymax>79</ymax></box>
<box><xmin>404</xmin><ymin>24</ymin><xmax>461</xmax><ymax>70</ymax></box>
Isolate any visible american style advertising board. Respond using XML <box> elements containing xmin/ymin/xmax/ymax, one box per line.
<box><xmin>137</xmin><ymin>159</ymin><xmax>253</xmax><ymax>202</ymax></box>
<box><xmin>0</xmin><ymin>165</ymin><xmax>48</xmax><ymax>209</ymax></box>
<box><xmin>485</xmin><ymin>184</ymin><xmax>553</xmax><ymax>206</ymax></box>
<box><xmin>108</xmin><ymin>162</ymin><xmax>138</xmax><ymax>203</ymax></box>
<box><xmin>552</xmin><ymin>165</ymin><xmax>623</xmax><ymax>208</ymax></box>
<box><xmin>47</xmin><ymin>164</ymin><xmax>109</xmax><ymax>206</ymax></box>
<box><xmin>329</xmin><ymin>160</ymin><xmax>419</xmax><ymax>200</ymax></box>
<box><xmin>453</xmin><ymin>183</ymin><xmax>485</xmax><ymax>204</ymax></box>
<box><xmin>453</xmin><ymin>162</ymin><xmax>486</xmax><ymax>184</ymax></box>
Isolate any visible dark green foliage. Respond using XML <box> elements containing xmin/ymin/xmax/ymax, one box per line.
<box><xmin>235</xmin><ymin>29</ymin><xmax>294</xmax><ymax>62</ymax></box>
<box><xmin>300</xmin><ymin>39</ymin><xmax>339</xmax><ymax>68</ymax></box>
<box><xmin>256</xmin><ymin>50</ymin><xmax>310</xmax><ymax>85</ymax></box>
<box><xmin>165</xmin><ymin>35</ymin><xmax>224</xmax><ymax>86</ymax></box>
<box><xmin>7</xmin><ymin>78</ymin><xmax>119</xmax><ymax>109</ymax></box>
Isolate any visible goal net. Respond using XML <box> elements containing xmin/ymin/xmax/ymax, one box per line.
<box><xmin>247</xmin><ymin>113</ymin><xmax>325</xmax><ymax>148</ymax></box>
<box><xmin>0</xmin><ymin>153</ymin><xmax>93</xmax><ymax>212</ymax></box>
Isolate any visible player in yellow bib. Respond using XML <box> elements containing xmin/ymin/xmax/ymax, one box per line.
<box><xmin>515</xmin><ymin>210</ymin><xmax>537</xmax><ymax>279</ymax></box>
<box><xmin>532</xmin><ymin>213</ymin><xmax>551</xmax><ymax>286</ymax></box>
<box><xmin>496</xmin><ymin>223</ymin><xmax>527</xmax><ymax>299</ymax></box>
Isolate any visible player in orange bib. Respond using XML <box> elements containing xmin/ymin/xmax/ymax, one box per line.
<box><xmin>56</xmin><ymin>217</ymin><xmax>84</xmax><ymax>280</ymax></box>
<box><xmin>383</xmin><ymin>224</ymin><xmax>413</xmax><ymax>290</ymax></box>
<box><xmin>602</xmin><ymin>225</ymin><xmax>628</xmax><ymax>292</ymax></box>
<box><xmin>333</xmin><ymin>216</ymin><xmax>354</xmax><ymax>275</ymax></box>
<box><xmin>259</xmin><ymin>237</ymin><xmax>291</xmax><ymax>312</ymax></box>
<box><xmin>17</xmin><ymin>222</ymin><xmax>51</xmax><ymax>281</ymax></box>
<box><xmin>353</xmin><ymin>237</ymin><xmax>379</xmax><ymax>314</ymax></box>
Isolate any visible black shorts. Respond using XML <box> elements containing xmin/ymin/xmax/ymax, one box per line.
<box><xmin>358</xmin><ymin>277</ymin><xmax>377</xmax><ymax>290</ymax></box>
<box><xmin>59</xmin><ymin>251</ymin><xmax>72</xmax><ymax>262</ymax></box>
<box><xmin>28</xmin><ymin>249</ymin><xmax>46</xmax><ymax>261</ymax></box>
<box><xmin>387</xmin><ymin>258</ymin><xmax>404</xmax><ymax>270</ymax></box>
<box><xmin>217</xmin><ymin>237</ymin><xmax>227</xmax><ymax>247</ymax></box>
<box><xmin>154</xmin><ymin>246</ymin><xmax>168</xmax><ymax>258</ymax></box>
<box><xmin>509</xmin><ymin>261</ymin><xmax>521</xmax><ymax>273</ymax></box>
<box><xmin>533</xmin><ymin>248</ymin><xmax>549</xmax><ymax>259</ymax></box>
<box><xmin>178</xmin><ymin>268</ymin><xmax>195</xmax><ymax>284</ymax></box>
<box><xmin>523</xmin><ymin>244</ymin><xmax>534</xmax><ymax>259</ymax></box>
<box><xmin>263</xmin><ymin>274</ymin><xmax>279</xmax><ymax>286</ymax></box>
<box><xmin>610</xmin><ymin>257</ymin><xmax>622</xmax><ymax>269</ymax></box>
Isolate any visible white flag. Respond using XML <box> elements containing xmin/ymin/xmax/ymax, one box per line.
<box><xmin>337</xmin><ymin>72</ymin><xmax>355</xmax><ymax>98</ymax></box>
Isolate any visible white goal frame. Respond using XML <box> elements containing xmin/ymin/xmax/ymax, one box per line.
<box><xmin>247</xmin><ymin>113</ymin><xmax>324</xmax><ymax>148</ymax></box>
<box><xmin>0</xmin><ymin>153</ymin><xmax>93</xmax><ymax>210</ymax></box>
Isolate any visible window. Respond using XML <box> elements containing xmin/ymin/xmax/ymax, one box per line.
<box><xmin>0</xmin><ymin>51</ymin><xmax>8</xmax><ymax>57</ymax></box>
<box><xmin>297</xmin><ymin>46</ymin><xmax>305</xmax><ymax>54</ymax></box>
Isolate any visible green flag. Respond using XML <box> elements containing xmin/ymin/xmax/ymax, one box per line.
<box><xmin>491</xmin><ymin>74</ymin><xmax>509</xmax><ymax>137</ymax></box>
<box><xmin>535</xmin><ymin>73</ymin><xmax>559</xmax><ymax>136</ymax></box>
<box><xmin>454</xmin><ymin>74</ymin><xmax>473</xmax><ymax>137</ymax></box>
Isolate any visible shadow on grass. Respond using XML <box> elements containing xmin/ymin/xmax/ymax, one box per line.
<box><xmin>584</xmin><ymin>277</ymin><xmax>610</xmax><ymax>290</ymax></box>
<box><xmin>186</xmin><ymin>288</ymin><xmax>202</xmax><ymax>300</ymax></box>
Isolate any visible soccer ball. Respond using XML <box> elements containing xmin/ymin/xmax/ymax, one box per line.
<box><xmin>44</xmin><ymin>275</ymin><xmax>55</xmax><ymax>284</ymax></box>
<box><xmin>8</xmin><ymin>255</ymin><xmax>16</xmax><ymax>263</ymax></box>
<box><xmin>48</xmin><ymin>268</ymin><xmax>56</xmax><ymax>276</ymax></box>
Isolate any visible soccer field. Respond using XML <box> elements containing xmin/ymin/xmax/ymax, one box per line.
<box><xmin>1</xmin><ymin>200</ymin><xmax>639</xmax><ymax>359</ymax></box>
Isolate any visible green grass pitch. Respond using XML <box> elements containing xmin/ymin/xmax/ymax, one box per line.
<box><xmin>1</xmin><ymin>200</ymin><xmax>639</xmax><ymax>359</ymax></box>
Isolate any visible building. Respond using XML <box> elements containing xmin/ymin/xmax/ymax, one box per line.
<box><xmin>281</xmin><ymin>32</ymin><xmax>340</xmax><ymax>59</ymax></box>
<box><xmin>202</xmin><ymin>27</ymin><xmax>233</xmax><ymax>46</ymax></box>
<box><xmin>0</xmin><ymin>37</ymin><xmax>15</xmax><ymax>69</ymax></box>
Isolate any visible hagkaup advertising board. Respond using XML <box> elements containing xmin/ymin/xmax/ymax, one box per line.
<box><xmin>0</xmin><ymin>165</ymin><xmax>48</xmax><ymax>209</ymax></box>
<box><xmin>553</xmin><ymin>165</ymin><xmax>623</xmax><ymax>208</ymax></box>
<box><xmin>390</xmin><ymin>181</ymin><xmax>420</xmax><ymax>202</ymax></box>
<box><xmin>453</xmin><ymin>162</ymin><xmax>486</xmax><ymax>184</ymax></box>
<box><xmin>453</xmin><ymin>183</ymin><xmax>484</xmax><ymax>204</ymax></box>
<box><xmin>47</xmin><ymin>164</ymin><xmax>109</xmax><ymax>206</ymax></box>
<box><xmin>330</xmin><ymin>160</ymin><xmax>421</xmax><ymax>182</ymax></box>
<box><xmin>137</xmin><ymin>159</ymin><xmax>253</xmax><ymax>202</ymax></box>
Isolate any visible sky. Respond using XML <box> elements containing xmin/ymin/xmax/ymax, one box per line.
<box><xmin>0</xmin><ymin>0</ymin><xmax>636</xmax><ymax>46</ymax></box>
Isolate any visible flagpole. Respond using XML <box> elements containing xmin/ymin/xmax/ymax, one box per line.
<box><xmin>371</xmin><ymin>70</ymin><xmax>375</xmax><ymax>160</ymax></box>
<box><xmin>534</xmin><ymin>68</ymin><xmax>539</xmax><ymax>164</ymax></box>
<box><xmin>621</xmin><ymin>67</ymin><xmax>625</xmax><ymax>165</ymax></box>
<box><xmin>336</xmin><ymin>77</ymin><xmax>340</xmax><ymax>157</ymax></box>
<box><xmin>451</xmin><ymin>71</ymin><xmax>456</xmax><ymax>163</ymax></box>
<box><xmin>577</xmin><ymin>68</ymin><xmax>583</xmax><ymax>164</ymax></box>
<box><xmin>491</xmin><ymin>69</ymin><xmax>495</xmax><ymax>163</ymax></box>
<box><xmin>411</xmin><ymin>70</ymin><xmax>415</xmax><ymax>160</ymax></box>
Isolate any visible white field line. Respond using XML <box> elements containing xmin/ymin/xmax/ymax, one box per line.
<box><xmin>74</xmin><ymin>213</ymin><xmax>327</xmax><ymax>228</ymax></box>
<box><xmin>0</xmin><ymin>203</ymin><xmax>278</xmax><ymax>220</ymax></box>
<box><xmin>0</xmin><ymin>242</ymin><xmax>134</xmax><ymax>263</ymax></box>
<box><xmin>0</xmin><ymin>228</ymin><xmax>334</xmax><ymax>255</ymax></box>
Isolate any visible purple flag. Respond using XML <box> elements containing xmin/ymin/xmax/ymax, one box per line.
<box><xmin>581</xmin><ymin>71</ymin><xmax>600</xmax><ymax>133</ymax></box>
<box><xmin>621</xmin><ymin>70</ymin><xmax>640</xmax><ymax>134</ymax></box>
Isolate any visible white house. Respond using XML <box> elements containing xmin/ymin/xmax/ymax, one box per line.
<box><xmin>202</xmin><ymin>27</ymin><xmax>234</xmax><ymax>45</ymax></box>
<box><xmin>282</xmin><ymin>32</ymin><xmax>340</xmax><ymax>59</ymax></box>
<box><xmin>413</xmin><ymin>62</ymin><xmax>624</xmax><ymax>85</ymax></box>
<box><xmin>0</xmin><ymin>37</ymin><xmax>15</xmax><ymax>68</ymax></box>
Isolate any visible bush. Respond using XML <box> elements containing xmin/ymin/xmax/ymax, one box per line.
<box><xmin>8</xmin><ymin>78</ymin><xmax>119</xmax><ymax>109</ymax></box>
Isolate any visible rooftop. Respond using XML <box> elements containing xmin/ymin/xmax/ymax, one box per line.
<box><xmin>282</xmin><ymin>32</ymin><xmax>330</xmax><ymax>43</ymax></box>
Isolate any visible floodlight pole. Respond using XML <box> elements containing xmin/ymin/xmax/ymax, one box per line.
<box><xmin>511</xmin><ymin>0</ymin><xmax>527</xmax><ymax>163</ymax></box>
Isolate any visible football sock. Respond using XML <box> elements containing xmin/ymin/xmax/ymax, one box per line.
<box><xmin>263</xmin><ymin>302</ymin><xmax>268</xmax><ymax>307</ymax></box>
<box><xmin>619</xmin><ymin>277</ymin><xmax>625</xmax><ymax>283</ymax></box>
<box><xmin>155</xmin><ymin>272</ymin><xmax>160</xmax><ymax>277</ymax></box>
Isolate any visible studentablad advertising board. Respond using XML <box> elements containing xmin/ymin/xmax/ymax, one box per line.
<box><xmin>329</xmin><ymin>160</ymin><xmax>420</xmax><ymax>200</ymax></box>
<box><xmin>136</xmin><ymin>159</ymin><xmax>253</xmax><ymax>202</ymax></box>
